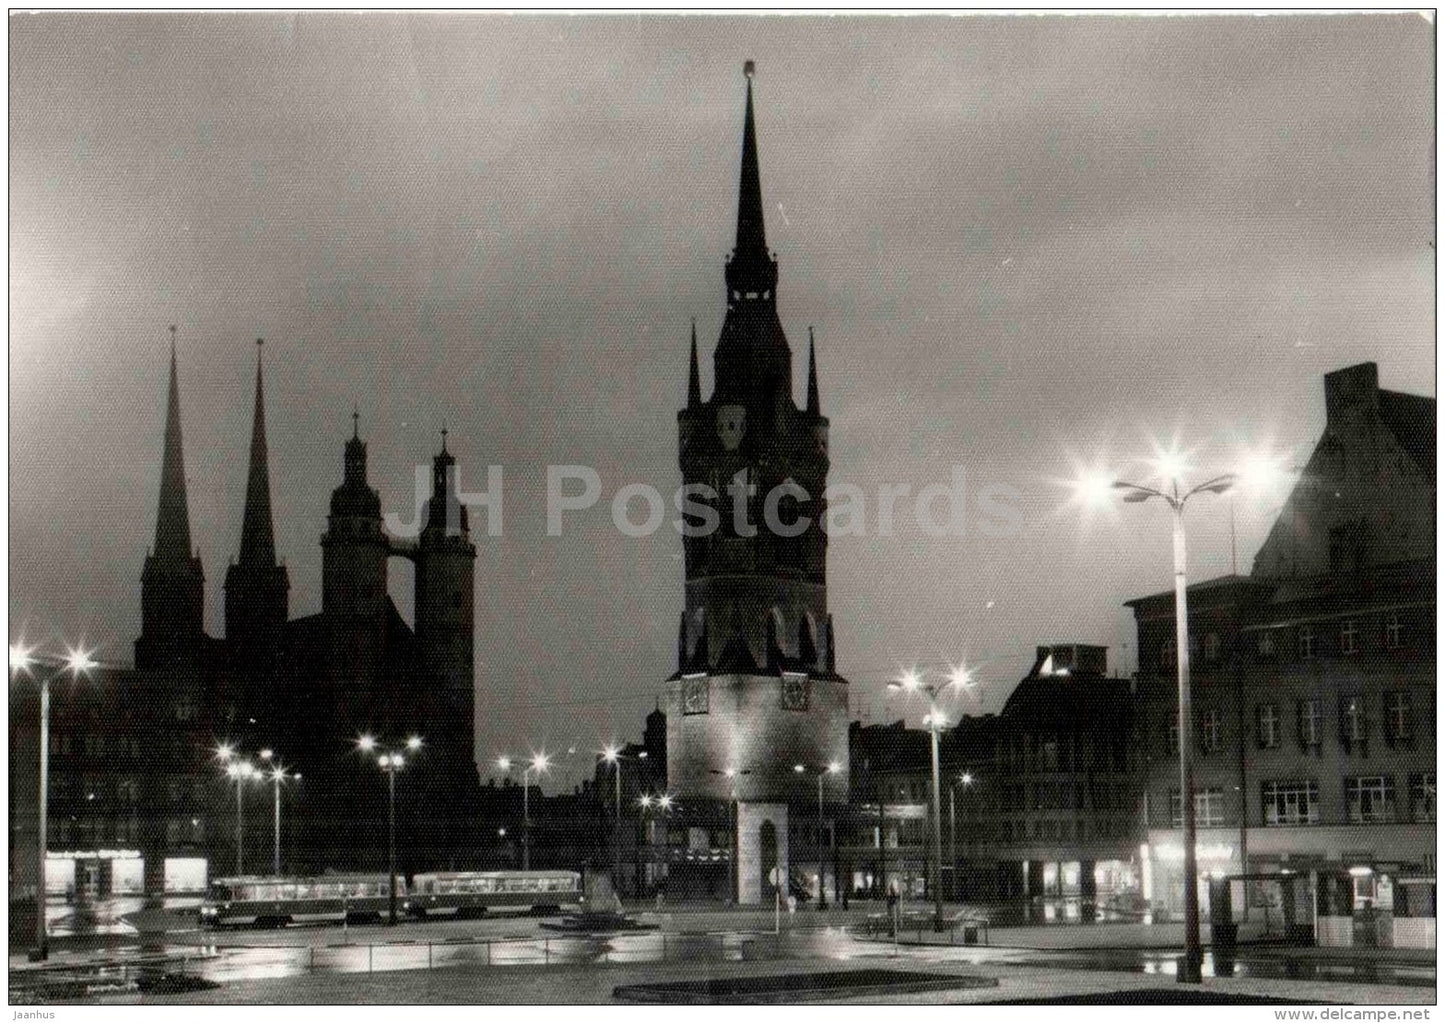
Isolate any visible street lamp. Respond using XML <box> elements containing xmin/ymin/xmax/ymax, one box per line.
<box><xmin>950</xmin><ymin>773</ymin><xmax>975</xmax><ymax>901</ymax></box>
<box><xmin>886</xmin><ymin>666</ymin><xmax>972</xmax><ymax>930</ymax></box>
<box><xmin>266</xmin><ymin>764</ymin><xmax>296</xmax><ymax>877</ymax></box>
<box><xmin>794</xmin><ymin>762</ymin><xmax>842</xmax><ymax>909</ymax></box>
<box><xmin>12</xmin><ymin>644</ymin><xmax>97</xmax><ymax>961</ymax></box>
<box><xmin>497</xmin><ymin>752</ymin><xmax>550</xmax><ymax>869</ymax></box>
<box><xmin>602</xmin><ymin>747</ymin><xmax>651</xmax><ymax>898</ymax></box>
<box><xmin>360</xmin><ymin>734</ymin><xmax>422</xmax><ymax>925</ymax></box>
<box><xmin>1099</xmin><ymin>458</ymin><xmax>1238</xmax><ymax>984</ymax></box>
<box><xmin>222</xmin><ymin>757</ymin><xmax>260</xmax><ymax>876</ymax></box>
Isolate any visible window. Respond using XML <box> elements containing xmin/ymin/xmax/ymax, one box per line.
<box><xmin>1386</xmin><ymin>691</ymin><xmax>1414</xmax><ymax>745</ymax></box>
<box><xmin>1204</xmin><ymin>633</ymin><xmax>1221</xmax><ymax>663</ymax></box>
<box><xmin>1340</xmin><ymin>620</ymin><xmax>1360</xmax><ymax>655</ymax></box>
<box><xmin>1385</xmin><ymin>614</ymin><xmax>1403</xmax><ymax>650</ymax></box>
<box><xmin>175</xmin><ymin>699</ymin><xmax>197</xmax><ymax>722</ymax></box>
<box><xmin>1257</xmin><ymin>631</ymin><xmax>1276</xmax><ymax>658</ymax></box>
<box><xmin>1410</xmin><ymin>774</ymin><xmax>1435</xmax><ymax>823</ymax></box>
<box><xmin>1200</xmin><ymin>709</ymin><xmax>1222</xmax><ymax>753</ymax></box>
<box><xmin>1298</xmin><ymin>699</ymin><xmax>1322</xmax><ymax>749</ymax></box>
<box><xmin>1160</xmin><ymin>639</ymin><xmax>1175</xmax><ymax>669</ymax></box>
<box><xmin>84</xmin><ymin>735</ymin><xmax>106</xmax><ymax>758</ymax></box>
<box><xmin>1171</xmin><ymin>788</ymin><xmax>1226</xmax><ymax>828</ymax></box>
<box><xmin>1258</xmin><ymin>703</ymin><xmax>1280</xmax><ymax>749</ymax></box>
<box><xmin>1165</xmin><ymin>717</ymin><xmax>1179</xmax><ymax>755</ymax></box>
<box><xmin>1197</xmin><ymin>788</ymin><xmax>1225</xmax><ymax>827</ymax></box>
<box><xmin>117</xmin><ymin>778</ymin><xmax>139</xmax><ymax>804</ymax></box>
<box><xmin>1263</xmin><ymin>780</ymin><xmax>1320</xmax><ymax>826</ymax></box>
<box><xmin>1346</xmin><ymin>776</ymin><xmax>1396</xmax><ymax>823</ymax></box>
<box><xmin>1298</xmin><ymin>625</ymin><xmax>1315</xmax><ymax>658</ymax></box>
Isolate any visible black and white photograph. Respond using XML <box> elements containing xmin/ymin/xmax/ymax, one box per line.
<box><xmin>6</xmin><ymin>9</ymin><xmax>1437</xmax><ymax>1009</ymax></box>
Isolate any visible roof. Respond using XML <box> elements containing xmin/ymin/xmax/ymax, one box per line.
<box><xmin>1378</xmin><ymin>388</ymin><xmax>1436</xmax><ymax>482</ymax></box>
<box><xmin>1123</xmin><ymin>573</ymin><xmax>1274</xmax><ymax>608</ymax></box>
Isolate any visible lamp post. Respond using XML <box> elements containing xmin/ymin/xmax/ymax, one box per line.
<box><xmin>951</xmin><ymin>773</ymin><xmax>974</xmax><ymax>901</ymax></box>
<box><xmin>221</xmin><ymin>757</ymin><xmax>260</xmax><ymax>876</ymax></box>
<box><xmin>1110</xmin><ymin>467</ymin><xmax>1237</xmax><ymax>985</ymax></box>
<box><xmin>794</xmin><ymin>762</ymin><xmax>842</xmax><ymax>909</ymax></box>
<box><xmin>886</xmin><ymin>666</ymin><xmax>973</xmax><ymax>930</ymax></box>
<box><xmin>360</xmin><ymin>734</ymin><xmax>423</xmax><ymax>925</ymax></box>
<box><xmin>497</xmin><ymin>752</ymin><xmax>550</xmax><ymax>870</ymax></box>
<box><xmin>265</xmin><ymin>763</ymin><xmax>296</xmax><ymax>877</ymax></box>
<box><xmin>12</xmin><ymin>644</ymin><xmax>97</xmax><ymax>962</ymax></box>
<box><xmin>602</xmin><ymin>747</ymin><xmax>649</xmax><ymax>896</ymax></box>
<box><xmin>637</xmin><ymin>793</ymin><xmax>674</xmax><ymax>898</ymax></box>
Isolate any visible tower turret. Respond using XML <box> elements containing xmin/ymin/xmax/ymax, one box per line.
<box><xmin>136</xmin><ymin>327</ymin><xmax>206</xmax><ymax>672</ymax></box>
<box><xmin>321</xmin><ymin>409</ymin><xmax>388</xmax><ymax>684</ymax></box>
<box><xmin>414</xmin><ymin>429</ymin><xmax>477</xmax><ymax>751</ymax></box>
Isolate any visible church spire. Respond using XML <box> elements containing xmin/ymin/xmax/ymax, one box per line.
<box><xmin>237</xmin><ymin>338</ymin><xmax>278</xmax><ymax>567</ymax></box>
<box><xmin>723</xmin><ymin>61</ymin><xmax>779</xmax><ymax>305</ymax></box>
<box><xmin>154</xmin><ymin>325</ymin><xmax>193</xmax><ymax>562</ymax></box>
<box><xmin>687</xmin><ymin>319</ymin><xmax>702</xmax><ymax>407</ymax></box>
<box><xmin>735</xmin><ymin>60</ymin><xmax>766</xmax><ymax>260</ymax></box>
<box><xmin>806</xmin><ymin>326</ymin><xmax>820</xmax><ymax>415</ymax></box>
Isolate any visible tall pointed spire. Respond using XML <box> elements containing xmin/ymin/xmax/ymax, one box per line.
<box><xmin>687</xmin><ymin>319</ymin><xmax>702</xmax><ymax>407</ymax></box>
<box><xmin>237</xmin><ymin>338</ymin><xmax>278</xmax><ymax>567</ymax></box>
<box><xmin>138</xmin><ymin>326</ymin><xmax>206</xmax><ymax>672</ymax></box>
<box><xmin>735</xmin><ymin>60</ymin><xmax>767</xmax><ymax>259</ymax></box>
<box><xmin>806</xmin><ymin>326</ymin><xmax>820</xmax><ymax>415</ymax></box>
<box><xmin>154</xmin><ymin>325</ymin><xmax>193</xmax><ymax>562</ymax></box>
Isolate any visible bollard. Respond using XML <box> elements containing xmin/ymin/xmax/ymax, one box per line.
<box><xmin>544</xmin><ymin>938</ymin><xmax>549</xmax><ymax>965</ymax></box>
<box><xmin>309</xmin><ymin>946</ymin><xmax>315</xmax><ymax>971</ymax></box>
<box><xmin>368</xmin><ymin>945</ymin><xmax>373</xmax><ymax>973</ymax></box>
<box><xmin>486</xmin><ymin>940</ymin><xmax>491</xmax><ymax>967</ymax></box>
<box><xmin>428</xmin><ymin>943</ymin><xmax>433</xmax><ymax>970</ymax></box>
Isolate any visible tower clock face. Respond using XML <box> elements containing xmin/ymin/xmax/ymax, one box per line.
<box><xmin>717</xmin><ymin>405</ymin><xmax>746</xmax><ymax>451</ymax></box>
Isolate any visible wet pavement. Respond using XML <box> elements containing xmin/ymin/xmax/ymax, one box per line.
<box><xmin>11</xmin><ymin>895</ymin><xmax>1435</xmax><ymax>1001</ymax></box>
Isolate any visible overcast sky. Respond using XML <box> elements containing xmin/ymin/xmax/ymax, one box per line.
<box><xmin>10</xmin><ymin>12</ymin><xmax>1434</xmax><ymax>788</ymax></box>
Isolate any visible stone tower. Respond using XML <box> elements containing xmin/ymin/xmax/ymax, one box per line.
<box><xmin>666</xmin><ymin>64</ymin><xmax>850</xmax><ymax>904</ymax></box>
<box><xmin>320</xmin><ymin>411</ymin><xmax>389</xmax><ymax>693</ymax></box>
<box><xmin>414</xmin><ymin>432</ymin><xmax>477</xmax><ymax>765</ymax></box>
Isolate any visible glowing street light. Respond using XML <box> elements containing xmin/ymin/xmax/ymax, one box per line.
<box><xmin>363</xmin><ymin>737</ymin><xmax>421</xmax><ymax>925</ymax></box>
<box><xmin>886</xmin><ymin>667</ymin><xmax>969</xmax><ymax>930</ymax></box>
<box><xmin>795</xmin><ymin>762</ymin><xmax>843</xmax><ymax>909</ymax></box>
<box><xmin>496</xmin><ymin>751</ymin><xmax>551</xmax><ymax>869</ymax></box>
<box><xmin>223</xmin><ymin>759</ymin><xmax>260</xmax><ymax>876</ymax></box>
<box><xmin>13</xmin><ymin>644</ymin><xmax>97</xmax><ymax>960</ymax></box>
<box><xmin>1099</xmin><ymin>462</ymin><xmax>1240</xmax><ymax>984</ymax></box>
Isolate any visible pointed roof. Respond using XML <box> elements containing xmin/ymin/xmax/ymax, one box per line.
<box><xmin>687</xmin><ymin>319</ymin><xmax>702</xmax><ymax>407</ymax></box>
<box><xmin>153</xmin><ymin>326</ymin><xmax>194</xmax><ymax>562</ymax></box>
<box><xmin>237</xmin><ymin>339</ymin><xmax>278</xmax><ymax>567</ymax></box>
<box><xmin>735</xmin><ymin>62</ymin><xmax>767</xmax><ymax>260</ymax></box>
<box><xmin>806</xmin><ymin>327</ymin><xmax>820</xmax><ymax>415</ymax></box>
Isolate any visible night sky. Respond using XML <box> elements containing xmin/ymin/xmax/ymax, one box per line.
<box><xmin>10</xmin><ymin>13</ymin><xmax>1434</xmax><ymax>788</ymax></box>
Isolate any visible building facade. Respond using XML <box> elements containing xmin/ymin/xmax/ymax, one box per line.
<box><xmin>1129</xmin><ymin>363</ymin><xmax>1435</xmax><ymax>946</ymax></box>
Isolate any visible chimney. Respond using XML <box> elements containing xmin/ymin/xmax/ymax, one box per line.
<box><xmin>1324</xmin><ymin>362</ymin><xmax>1379</xmax><ymax>423</ymax></box>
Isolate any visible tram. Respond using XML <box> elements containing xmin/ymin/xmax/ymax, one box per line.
<box><xmin>405</xmin><ymin>870</ymin><xmax>582</xmax><ymax>918</ymax></box>
<box><xmin>200</xmin><ymin>870</ymin><xmax>583</xmax><ymax>927</ymax></box>
<box><xmin>200</xmin><ymin>873</ymin><xmax>400</xmax><ymax>928</ymax></box>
